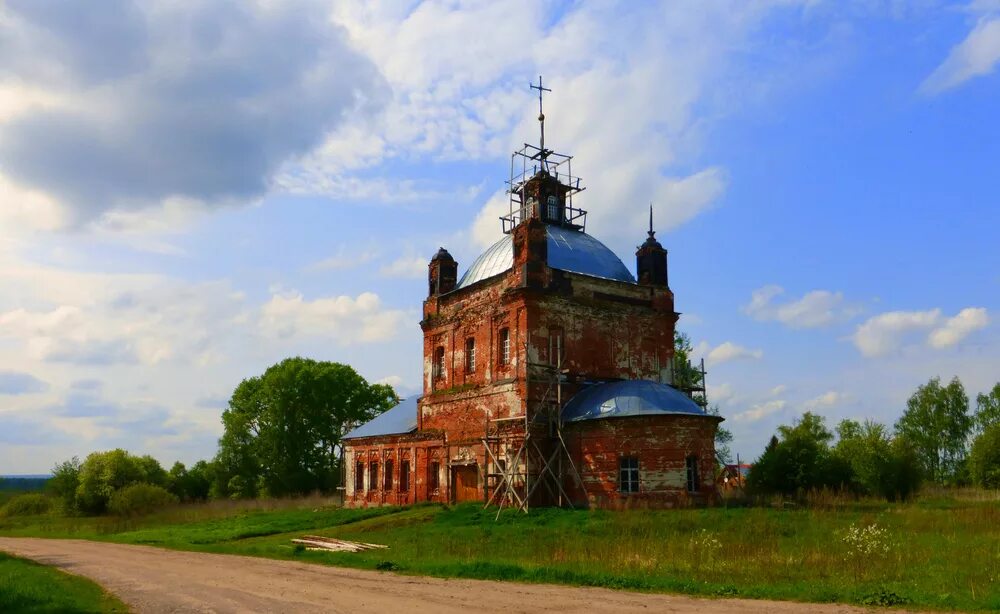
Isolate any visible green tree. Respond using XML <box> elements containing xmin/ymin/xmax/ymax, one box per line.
<box><xmin>214</xmin><ymin>357</ymin><xmax>397</xmax><ymax>498</ymax></box>
<box><xmin>747</xmin><ymin>412</ymin><xmax>852</xmax><ymax>496</ymax></box>
<box><xmin>894</xmin><ymin>376</ymin><xmax>971</xmax><ymax>484</ymax></box>
<box><xmin>75</xmin><ymin>450</ymin><xmax>167</xmax><ymax>514</ymax></box>
<box><xmin>46</xmin><ymin>457</ymin><xmax>81</xmax><ymax>513</ymax></box>
<box><xmin>833</xmin><ymin>419</ymin><xmax>921</xmax><ymax>500</ymax></box>
<box><xmin>166</xmin><ymin>461</ymin><xmax>212</xmax><ymax>502</ymax></box>
<box><xmin>674</xmin><ymin>332</ymin><xmax>733</xmax><ymax>463</ymax></box>
<box><xmin>974</xmin><ymin>382</ymin><xmax>1000</xmax><ymax>433</ymax></box>
<box><xmin>969</xmin><ymin>423</ymin><xmax>1000</xmax><ymax>488</ymax></box>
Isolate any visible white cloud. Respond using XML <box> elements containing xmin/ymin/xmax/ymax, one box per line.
<box><xmin>697</xmin><ymin>340</ymin><xmax>764</xmax><ymax>366</ymax></box>
<box><xmin>375</xmin><ymin>375</ymin><xmax>403</xmax><ymax>388</ymax></box>
<box><xmin>745</xmin><ymin>285</ymin><xmax>853</xmax><ymax>328</ymax></box>
<box><xmin>379</xmin><ymin>255</ymin><xmax>427</xmax><ymax>279</ymax></box>
<box><xmin>852</xmin><ymin>307</ymin><xmax>990</xmax><ymax>356</ymax></box>
<box><xmin>309</xmin><ymin>246</ymin><xmax>379</xmax><ymax>272</ymax></box>
<box><xmin>922</xmin><ymin>16</ymin><xmax>1000</xmax><ymax>93</ymax></box>
<box><xmin>259</xmin><ymin>291</ymin><xmax>407</xmax><ymax>345</ymax></box>
<box><xmin>770</xmin><ymin>384</ymin><xmax>788</xmax><ymax>397</ymax></box>
<box><xmin>928</xmin><ymin>307</ymin><xmax>990</xmax><ymax>349</ymax></box>
<box><xmin>803</xmin><ymin>391</ymin><xmax>844</xmax><ymax>412</ymax></box>
<box><xmin>733</xmin><ymin>399</ymin><xmax>786</xmax><ymax>422</ymax></box>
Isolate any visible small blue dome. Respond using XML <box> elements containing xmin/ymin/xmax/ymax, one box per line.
<box><xmin>562</xmin><ymin>380</ymin><xmax>709</xmax><ymax>423</ymax></box>
<box><xmin>455</xmin><ymin>226</ymin><xmax>635</xmax><ymax>290</ymax></box>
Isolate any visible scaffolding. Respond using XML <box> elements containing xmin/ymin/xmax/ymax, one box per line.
<box><xmin>482</xmin><ymin>344</ymin><xmax>584</xmax><ymax>518</ymax></box>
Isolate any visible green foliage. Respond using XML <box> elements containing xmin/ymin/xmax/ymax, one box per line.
<box><xmin>214</xmin><ymin>357</ymin><xmax>398</xmax><ymax>498</ymax></box>
<box><xmin>75</xmin><ymin>449</ymin><xmax>168</xmax><ymax>514</ymax></box>
<box><xmin>674</xmin><ymin>332</ymin><xmax>732</xmax><ymax>463</ymax></box>
<box><xmin>974</xmin><ymin>382</ymin><xmax>1000</xmax><ymax>433</ymax></box>
<box><xmin>0</xmin><ymin>493</ymin><xmax>53</xmax><ymax>517</ymax></box>
<box><xmin>969</xmin><ymin>423</ymin><xmax>1000</xmax><ymax>488</ymax></box>
<box><xmin>108</xmin><ymin>483</ymin><xmax>178</xmax><ymax>517</ymax></box>
<box><xmin>894</xmin><ymin>376</ymin><xmax>972</xmax><ymax>484</ymax></box>
<box><xmin>833</xmin><ymin>420</ymin><xmax>921</xmax><ymax>500</ymax></box>
<box><xmin>0</xmin><ymin>553</ymin><xmax>127</xmax><ymax>612</ymax></box>
<box><xmin>747</xmin><ymin>413</ymin><xmax>852</xmax><ymax>496</ymax></box>
<box><xmin>167</xmin><ymin>461</ymin><xmax>213</xmax><ymax>502</ymax></box>
<box><xmin>46</xmin><ymin>457</ymin><xmax>81</xmax><ymax>513</ymax></box>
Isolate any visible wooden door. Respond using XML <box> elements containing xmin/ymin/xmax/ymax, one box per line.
<box><xmin>453</xmin><ymin>465</ymin><xmax>480</xmax><ymax>502</ymax></box>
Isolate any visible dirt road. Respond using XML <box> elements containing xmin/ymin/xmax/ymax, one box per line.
<box><xmin>0</xmin><ymin>537</ymin><xmax>882</xmax><ymax>613</ymax></box>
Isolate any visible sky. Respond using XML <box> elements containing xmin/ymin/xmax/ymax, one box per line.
<box><xmin>0</xmin><ymin>0</ymin><xmax>998</xmax><ymax>473</ymax></box>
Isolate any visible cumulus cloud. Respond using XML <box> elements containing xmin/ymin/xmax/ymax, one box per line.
<box><xmin>803</xmin><ymin>391</ymin><xmax>845</xmax><ymax>412</ymax></box>
<box><xmin>922</xmin><ymin>15</ymin><xmax>1000</xmax><ymax>93</ymax></box>
<box><xmin>697</xmin><ymin>341</ymin><xmax>764</xmax><ymax>367</ymax></box>
<box><xmin>852</xmin><ymin>307</ymin><xmax>990</xmax><ymax>357</ymax></box>
<box><xmin>744</xmin><ymin>285</ymin><xmax>854</xmax><ymax>328</ymax></box>
<box><xmin>0</xmin><ymin>0</ymin><xmax>384</xmax><ymax>227</ymax></box>
<box><xmin>733</xmin><ymin>399</ymin><xmax>786</xmax><ymax>422</ymax></box>
<box><xmin>0</xmin><ymin>370</ymin><xmax>48</xmax><ymax>395</ymax></box>
<box><xmin>259</xmin><ymin>291</ymin><xmax>407</xmax><ymax>345</ymax></box>
<box><xmin>928</xmin><ymin>307</ymin><xmax>990</xmax><ymax>349</ymax></box>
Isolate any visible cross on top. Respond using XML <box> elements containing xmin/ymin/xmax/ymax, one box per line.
<box><xmin>530</xmin><ymin>75</ymin><xmax>551</xmax><ymax>153</ymax></box>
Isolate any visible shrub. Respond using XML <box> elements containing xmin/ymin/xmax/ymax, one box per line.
<box><xmin>75</xmin><ymin>449</ymin><xmax>168</xmax><ymax>514</ymax></box>
<box><xmin>969</xmin><ymin>423</ymin><xmax>1000</xmax><ymax>488</ymax></box>
<box><xmin>107</xmin><ymin>484</ymin><xmax>177</xmax><ymax>517</ymax></box>
<box><xmin>0</xmin><ymin>493</ymin><xmax>53</xmax><ymax>517</ymax></box>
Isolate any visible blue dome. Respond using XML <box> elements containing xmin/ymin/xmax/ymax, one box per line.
<box><xmin>455</xmin><ymin>226</ymin><xmax>635</xmax><ymax>290</ymax></box>
<box><xmin>562</xmin><ymin>380</ymin><xmax>709</xmax><ymax>423</ymax></box>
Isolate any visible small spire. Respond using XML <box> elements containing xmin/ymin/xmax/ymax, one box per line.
<box><xmin>648</xmin><ymin>203</ymin><xmax>655</xmax><ymax>239</ymax></box>
<box><xmin>529</xmin><ymin>75</ymin><xmax>552</xmax><ymax>155</ymax></box>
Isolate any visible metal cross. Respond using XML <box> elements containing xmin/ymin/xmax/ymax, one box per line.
<box><xmin>530</xmin><ymin>75</ymin><xmax>551</xmax><ymax>152</ymax></box>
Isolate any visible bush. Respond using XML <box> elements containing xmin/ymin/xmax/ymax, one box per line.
<box><xmin>969</xmin><ymin>423</ymin><xmax>1000</xmax><ymax>488</ymax></box>
<box><xmin>0</xmin><ymin>493</ymin><xmax>53</xmax><ymax>517</ymax></box>
<box><xmin>75</xmin><ymin>449</ymin><xmax>168</xmax><ymax>514</ymax></box>
<box><xmin>107</xmin><ymin>484</ymin><xmax>177</xmax><ymax>517</ymax></box>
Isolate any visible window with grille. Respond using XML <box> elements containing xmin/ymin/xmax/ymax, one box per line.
<box><xmin>399</xmin><ymin>460</ymin><xmax>410</xmax><ymax>491</ymax></box>
<box><xmin>547</xmin><ymin>195</ymin><xmax>559</xmax><ymax>220</ymax></box>
<box><xmin>429</xmin><ymin>461</ymin><xmax>440</xmax><ymax>491</ymax></box>
<box><xmin>355</xmin><ymin>461</ymin><xmax>364</xmax><ymax>492</ymax></box>
<box><xmin>619</xmin><ymin>456</ymin><xmax>639</xmax><ymax>494</ymax></box>
<box><xmin>686</xmin><ymin>456</ymin><xmax>700</xmax><ymax>493</ymax></box>
<box><xmin>499</xmin><ymin>328</ymin><xmax>510</xmax><ymax>365</ymax></box>
<box><xmin>465</xmin><ymin>338</ymin><xmax>476</xmax><ymax>372</ymax></box>
<box><xmin>384</xmin><ymin>459</ymin><xmax>394</xmax><ymax>491</ymax></box>
<box><xmin>369</xmin><ymin>462</ymin><xmax>379</xmax><ymax>491</ymax></box>
<box><xmin>433</xmin><ymin>346</ymin><xmax>445</xmax><ymax>380</ymax></box>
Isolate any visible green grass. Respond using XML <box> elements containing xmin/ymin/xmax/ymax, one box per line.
<box><xmin>0</xmin><ymin>553</ymin><xmax>128</xmax><ymax>613</ymax></box>
<box><xmin>2</xmin><ymin>494</ymin><xmax>1000</xmax><ymax>611</ymax></box>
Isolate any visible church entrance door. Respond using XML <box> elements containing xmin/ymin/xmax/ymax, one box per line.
<box><xmin>452</xmin><ymin>464</ymin><xmax>480</xmax><ymax>502</ymax></box>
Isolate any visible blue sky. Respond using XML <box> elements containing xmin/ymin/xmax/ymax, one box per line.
<box><xmin>0</xmin><ymin>0</ymin><xmax>998</xmax><ymax>473</ymax></box>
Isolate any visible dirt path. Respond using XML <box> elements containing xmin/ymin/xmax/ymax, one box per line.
<box><xmin>0</xmin><ymin>537</ymin><xmax>884</xmax><ymax>613</ymax></box>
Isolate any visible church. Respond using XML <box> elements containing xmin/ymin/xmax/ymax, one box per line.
<box><xmin>343</xmin><ymin>80</ymin><xmax>721</xmax><ymax>510</ymax></box>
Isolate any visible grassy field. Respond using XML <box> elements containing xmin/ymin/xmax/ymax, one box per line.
<box><xmin>0</xmin><ymin>552</ymin><xmax>128</xmax><ymax>613</ymax></box>
<box><xmin>1</xmin><ymin>494</ymin><xmax>999</xmax><ymax>611</ymax></box>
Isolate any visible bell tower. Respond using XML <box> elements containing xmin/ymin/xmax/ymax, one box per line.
<box><xmin>636</xmin><ymin>205</ymin><xmax>668</xmax><ymax>287</ymax></box>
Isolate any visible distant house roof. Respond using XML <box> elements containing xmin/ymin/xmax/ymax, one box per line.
<box><xmin>343</xmin><ymin>397</ymin><xmax>418</xmax><ymax>439</ymax></box>
<box><xmin>454</xmin><ymin>226</ymin><xmax>635</xmax><ymax>290</ymax></box>
<box><xmin>562</xmin><ymin>380</ymin><xmax>710</xmax><ymax>423</ymax></box>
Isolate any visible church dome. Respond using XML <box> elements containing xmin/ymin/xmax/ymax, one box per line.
<box><xmin>455</xmin><ymin>225</ymin><xmax>635</xmax><ymax>290</ymax></box>
<box><xmin>561</xmin><ymin>380</ymin><xmax>710</xmax><ymax>423</ymax></box>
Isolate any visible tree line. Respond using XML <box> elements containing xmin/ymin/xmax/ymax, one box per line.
<box><xmin>46</xmin><ymin>357</ymin><xmax>396</xmax><ymax>515</ymax></box>
<box><xmin>748</xmin><ymin>377</ymin><xmax>1000</xmax><ymax>499</ymax></box>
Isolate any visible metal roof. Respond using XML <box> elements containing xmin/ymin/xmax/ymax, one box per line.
<box><xmin>343</xmin><ymin>397</ymin><xmax>418</xmax><ymax>439</ymax></box>
<box><xmin>456</xmin><ymin>234</ymin><xmax>513</xmax><ymax>289</ymax></box>
<box><xmin>561</xmin><ymin>380</ymin><xmax>708</xmax><ymax>423</ymax></box>
<box><xmin>455</xmin><ymin>226</ymin><xmax>635</xmax><ymax>290</ymax></box>
<box><xmin>546</xmin><ymin>225</ymin><xmax>636</xmax><ymax>283</ymax></box>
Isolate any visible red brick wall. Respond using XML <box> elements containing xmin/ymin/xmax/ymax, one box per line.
<box><xmin>564</xmin><ymin>415</ymin><xmax>720</xmax><ymax>509</ymax></box>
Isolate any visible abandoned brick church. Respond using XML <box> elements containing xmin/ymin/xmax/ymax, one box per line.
<box><xmin>343</xmin><ymin>80</ymin><xmax>721</xmax><ymax>510</ymax></box>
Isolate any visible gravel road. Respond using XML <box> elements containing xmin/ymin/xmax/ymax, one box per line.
<box><xmin>0</xmin><ymin>537</ymin><xmax>887</xmax><ymax>613</ymax></box>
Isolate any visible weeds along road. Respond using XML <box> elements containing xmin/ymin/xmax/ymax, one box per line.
<box><xmin>0</xmin><ymin>538</ymin><xmax>894</xmax><ymax>614</ymax></box>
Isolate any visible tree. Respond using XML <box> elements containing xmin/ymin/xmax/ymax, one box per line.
<box><xmin>894</xmin><ymin>377</ymin><xmax>971</xmax><ymax>485</ymax></box>
<box><xmin>75</xmin><ymin>450</ymin><xmax>168</xmax><ymax>514</ymax></box>
<box><xmin>747</xmin><ymin>412</ymin><xmax>852</xmax><ymax>496</ymax></box>
<box><xmin>167</xmin><ymin>461</ymin><xmax>212</xmax><ymax>502</ymax></box>
<box><xmin>974</xmin><ymin>382</ymin><xmax>1000</xmax><ymax>433</ymax></box>
<box><xmin>969</xmin><ymin>423</ymin><xmax>1000</xmax><ymax>488</ymax></box>
<box><xmin>674</xmin><ymin>332</ymin><xmax>733</xmax><ymax>463</ymax></box>
<box><xmin>833</xmin><ymin>419</ymin><xmax>921</xmax><ymax>500</ymax></box>
<box><xmin>46</xmin><ymin>457</ymin><xmax>81</xmax><ymax>513</ymax></box>
<box><xmin>214</xmin><ymin>357</ymin><xmax>397</xmax><ymax>498</ymax></box>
